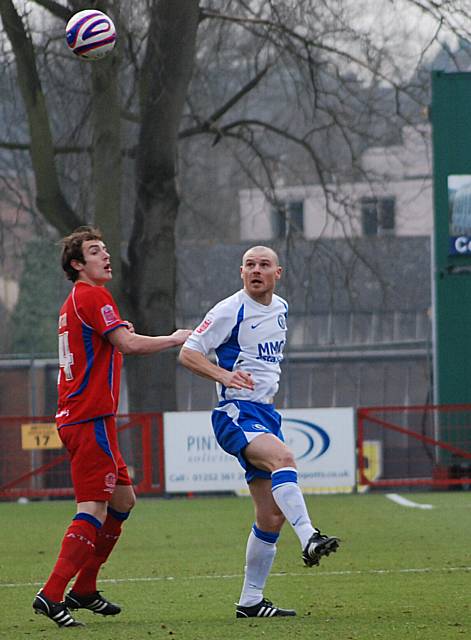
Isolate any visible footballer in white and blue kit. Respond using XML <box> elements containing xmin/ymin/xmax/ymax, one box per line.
<box><xmin>180</xmin><ymin>246</ymin><xmax>340</xmax><ymax>619</ymax></box>
<box><xmin>184</xmin><ymin>288</ymin><xmax>288</xmax><ymax>482</ymax></box>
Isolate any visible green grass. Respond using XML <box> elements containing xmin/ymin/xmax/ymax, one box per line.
<box><xmin>0</xmin><ymin>492</ymin><xmax>470</xmax><ymax>639</ymax></box>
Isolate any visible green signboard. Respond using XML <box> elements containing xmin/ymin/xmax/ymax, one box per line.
<box><xmin>432</xmin><ymin>71</ymin><xmax>471</xmax><ymax>405</ymax></box>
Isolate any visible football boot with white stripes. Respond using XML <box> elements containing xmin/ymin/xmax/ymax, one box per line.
<box><xmin>302</xmin><ymin>529</ymin><xmax>340</xmax><ymax>567</ymax></box>
<box><xmin>32</xmin><ymin>591</ymin><xmax>84</xmax><ymax>628</ymax></box>
<box><xmin>236</xmin><ymin>598</ymin><xmax>296</xmax><ymax>618</ymax></box>
<box><xmin>65</xmin><ymin>589</ymin><xmax>121</xmax><ymax>616</ymax></box>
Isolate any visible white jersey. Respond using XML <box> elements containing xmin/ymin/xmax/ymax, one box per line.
<box><xmin>184</xmin><ymin>289</ymin><xmax>288</xmax><ymax>403</ymax></box>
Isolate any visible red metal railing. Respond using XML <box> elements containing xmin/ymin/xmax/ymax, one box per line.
<box><xmin>357</xmin><ymin>404</ymin><xmax>471</xmax><ymax>488</ymax></box>
<box><xmin>0</xmin><ymin>413</ymin><xmax>164</xmax><ymax>500</ymax></box>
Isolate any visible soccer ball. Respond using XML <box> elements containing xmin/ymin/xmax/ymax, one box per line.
<box><xmin>65</xmin><ymin>9</ymin><xmax>116</xmax><ymax>60</ymax></box>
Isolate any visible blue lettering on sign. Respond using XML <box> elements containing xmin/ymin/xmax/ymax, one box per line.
<box><xmin>449</xmin><ymin>235</ymin><xmax>471</xmax><ymax>255</ymax></box>
<box><xmin>187</xmin><ymin>435</ymin><xmax>219</xmax><ymax>451</ymax></box>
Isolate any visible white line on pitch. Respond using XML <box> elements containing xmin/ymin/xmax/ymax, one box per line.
<box><xmin>2</xmin><ymin>566</ymin><xmax>470</xmax><ymax>589</ymax></box>
<box><xmin>386</xmin><ymin>493</ymin><xmax>434</xmax><ymax>509</ymax></box>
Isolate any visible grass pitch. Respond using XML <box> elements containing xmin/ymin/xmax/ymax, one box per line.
<box><xmin>0</xmin><ymin>492</ymin><xmax>470</xmax><ymax>639</ymax></box>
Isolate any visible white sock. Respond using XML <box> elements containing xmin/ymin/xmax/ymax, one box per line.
<box><xmin>238</xmin><ymin>525</ymin><xmax>278</xmax><ymax>607</ymax></box>
<box><xmin>271</xmin><ymin>467</ymin><xmax>315</xmax><ymax>549</ymax></box>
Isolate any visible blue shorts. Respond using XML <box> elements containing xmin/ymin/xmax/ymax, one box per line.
<box><xmin>211</xmin><ymin>400</ymin><xmax>284</xmax><ymax>483</ymax></box>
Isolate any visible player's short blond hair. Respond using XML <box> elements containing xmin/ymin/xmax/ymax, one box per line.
<box><xmin>242</xmin><ymin>246</ymin><xmax>279</xmax><ymax>266</ymax></box>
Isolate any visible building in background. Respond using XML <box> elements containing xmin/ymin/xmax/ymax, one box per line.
<box><xmin>239</xmin><ymin>126</ymin><xmax>432</xmax><ymax>242</ymax></box>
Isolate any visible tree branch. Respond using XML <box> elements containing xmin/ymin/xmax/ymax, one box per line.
<box><xmin>0</xmin><ymin>140</ymin><xmax>93</xmax><ymax>153</ymax></box>
<box><xmin>200</xmin><ymin>5</ymin><xmax>426</xmax><ymax>98</ymax></box>
<box><xmin>179</xmin><ymin>62</ymin><xmax>274</xmax><ymax>139</ymax></box>
<box><xmin>30</xmin><ymin>0</ymin><xmax>72</xmax><ymax>21</ymax></box>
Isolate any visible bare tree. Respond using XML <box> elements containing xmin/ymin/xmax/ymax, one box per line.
<box><xmin>0</xmin><ymin>0</ymin><xmax>470</xmax><ymax>410</ymax></box>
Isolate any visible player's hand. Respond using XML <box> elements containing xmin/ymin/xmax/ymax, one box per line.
<box><xmin>124</xmin><ymin>320</ymin><xmax>135</xmax><ymax>333</ymax></box>
<box><xmin>171</xmin><ymin>329</ymin><xmax>193</xmax><ymax>345</ymax></box>
<box><xmin>222</xmin><ymin>370</ymin><xmax>255</xmax><ymax>390</ymax></box>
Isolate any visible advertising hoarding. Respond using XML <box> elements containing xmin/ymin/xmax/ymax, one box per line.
<box><xmin>164</xmin><ymin>408</ymin><xmax>355</xmax><ymax>493</ymax></box>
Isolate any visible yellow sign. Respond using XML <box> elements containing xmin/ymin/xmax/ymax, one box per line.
<box><xmin>21</xmin><ymin>423</ymin><xmax>63</xmax><ymax>450</ymax></box>
<box><xmin>357</xmin><ymin>439</ymin><xmax>383</xmax><ymax>492</ymax></box>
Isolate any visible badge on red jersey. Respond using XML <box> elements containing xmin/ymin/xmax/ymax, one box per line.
<box><xmin>101</xmin><ymin>304</ymin><xmax>118</xmax><ymax>326</ymax></box>
<box><xmin>104</xmin><ymin>472</ymin><xmax>116</xmax><ymax>493</ymax></box>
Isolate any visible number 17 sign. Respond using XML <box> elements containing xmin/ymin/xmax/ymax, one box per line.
<box><xmin>21</xmin><ymin>423</ymin><xmax>63</xmax><ymax>450</ymax></box>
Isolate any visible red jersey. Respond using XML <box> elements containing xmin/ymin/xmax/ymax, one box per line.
<box><xmin>56</xmin><ymin>281</ymin><xmax>126</xmax><ymax>427</ymax></box>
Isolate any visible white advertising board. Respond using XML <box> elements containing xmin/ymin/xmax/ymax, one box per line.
<box><xmin>164</xmin><ymin>407</ymin><xmax>355</xmax><ymax>493</ymax></box>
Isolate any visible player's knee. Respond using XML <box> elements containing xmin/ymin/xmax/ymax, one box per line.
<box><xmin>121</xmin><ymin>493</ymin><xmax>136</xmax><ymax>512</ymax></box>
<box><xmin>110</xmin><ymin>491</ymin><xmax>136</xmax><ymax>514</ymax></box>
<box><xmin>275</xmin><ymin>449</ymin><xmax>296</xmax><ymax>470</ymax></box>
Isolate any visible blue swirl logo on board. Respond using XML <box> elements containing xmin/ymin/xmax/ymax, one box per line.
<box><xmin>282</xmin><ymin>418</ymin><xmax>330</xmax><ymax>462</ymax></box>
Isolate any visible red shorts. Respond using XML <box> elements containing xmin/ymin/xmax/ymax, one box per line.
<box><xmin>59</xmin><ymin>416</ymin><xmax>132</xmax><ymax>503</ymax></box>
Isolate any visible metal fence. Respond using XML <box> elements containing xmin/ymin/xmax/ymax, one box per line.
<box><xmin>358</xmin><ymin>404</ymin><xmax>471</xmax><ymax>489</ymax></box>
<box><xmin>0</xmin><ymin>414</ymin><xmax>164</xmax><ymax>500</ymax></box>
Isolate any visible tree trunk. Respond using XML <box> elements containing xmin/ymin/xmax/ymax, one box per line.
<box><xmin>0</xmin><ymin>0</ymin><xmax>80</xmax><ymax>233</ymax></box>
<box><xmin>126</xmin><ymin>0</ymin><xmax>200</xmax><ymax>411</ymax></box>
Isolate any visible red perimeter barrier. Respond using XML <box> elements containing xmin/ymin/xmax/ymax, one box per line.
<box><xmin>0</xmin><ymin>413</ymin><xmax>164</xmax><ymax>500</ymax></box>
<box><xmin>357</xmin><ymin>404</ymin><xmax>471</xmax><ymax>489</ymax></box>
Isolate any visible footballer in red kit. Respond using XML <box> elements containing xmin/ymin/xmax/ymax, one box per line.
<box><xmin>56</xmin><ymin>280</ymin><xmax>133</xmax><ymax>503</ymax></box>
<box><xmin>33</xmin><ymin>226</ymin><xmax>192</xmax><ymax>628</ymax></box>
<box><xmin>56</xmin><ymin>282</ymin><xmax>125</xmax><ymax>427</ymax></box>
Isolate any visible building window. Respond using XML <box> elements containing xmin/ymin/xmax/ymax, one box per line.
<box><xmin>360</xmin><ymin>196</ymin><xmax>395</xmax><ymax>236</ymax></box>
<box><xmin>271</xmin><ymin>200</ymin><xmax>304</xmax><ymax>238</ymax></box>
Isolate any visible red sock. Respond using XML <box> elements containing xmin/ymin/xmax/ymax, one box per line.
<box><xmin>71</xmin><ymin>510</ymin><xmax>126</xmax><ymax>595</ymax></box>
<box><xmin>42</xmin><ymin>517</ymin><xmax>99</xmax><ymax>602</ymax></box>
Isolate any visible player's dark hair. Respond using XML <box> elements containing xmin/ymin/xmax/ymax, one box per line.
<box><xmin>61</xmin><ymin>225</ymin><xmax>103</xmax><ymax>282</ymax></box>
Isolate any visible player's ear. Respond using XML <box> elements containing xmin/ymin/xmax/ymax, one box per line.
<box><xmin>240</xmin><ymin>265</ymin><xmax>244</xmax><ymax>280</ymax></box>
<box><xmin>275</xmin><ymin>266</ymin><xmax>282</xmax><ymax>280</ymax></box>
<box><xmin>70</xmin><ymin>259</ymin><xmax>84</xmax><ymax>272</ymax></box>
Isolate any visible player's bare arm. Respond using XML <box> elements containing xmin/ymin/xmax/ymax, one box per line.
<box><xmin>179</xmin><ymin>346</ymin><xmax>255</xmax><ymax>390</ymax></box>
<box><xmin>109</xmin><ymin>327</ymin><xmax>192</xmax><ymax>355</ymax></box>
